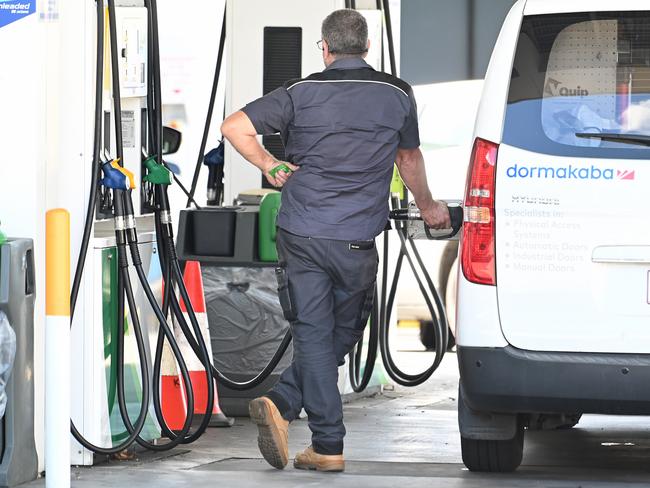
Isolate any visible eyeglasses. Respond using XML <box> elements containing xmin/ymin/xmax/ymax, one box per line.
<box><xmin>316</xmin><ymin>39</ymin><xmax>367</xmax><ymax>55</ymax></box>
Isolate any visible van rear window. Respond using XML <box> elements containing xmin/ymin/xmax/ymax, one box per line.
<box><xmin>503</xmin><ymin>12</ymin><xmax>650</xmax><ymax>159</ymax></box>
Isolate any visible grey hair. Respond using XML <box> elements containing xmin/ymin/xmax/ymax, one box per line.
<box><xmin>321</xmin><ymin>9</ymin><xmax>368</xmax><ymax>56</ymax></box>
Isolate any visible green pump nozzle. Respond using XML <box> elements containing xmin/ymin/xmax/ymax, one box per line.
<box><xmin>143</xmin><ymin>156</ymin><xmax>173</xmax><ymax>186</ymax></box>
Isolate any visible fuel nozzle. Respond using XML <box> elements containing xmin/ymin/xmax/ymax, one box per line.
<box><xmin>100</xmin><ymin>159</ymin><xmax>131</xmax><ymax>191</ymax></box>
<box><xmin>142</xmin><ymin>155</ymin><xmax>173</xmax><ymax>211</ymax></box>
<box><xmin>204</xmin><ymin>142</ymin><xmax>225</xmax><ymax>206</ymax></box>
<box><xmin>389</xmin><ymin>201</ymin><xmax>464</xmax><ymax>240</ymax></box>
<box><xmin>389</xmin><ymin>204</ymin><xmax>424</xmax><ymax>221</ymax></box>
<box><xmin>143</xmin><ymin>156</ymin><xmax>173</xmax><ymax>186</ymax></box>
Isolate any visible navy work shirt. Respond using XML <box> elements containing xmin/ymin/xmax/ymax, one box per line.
<box><xmin>242</xmin><ymin>58</ymin><xmax>420</xmax><ymax>241</ymax></box>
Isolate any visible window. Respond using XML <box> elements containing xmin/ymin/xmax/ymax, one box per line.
<box><xmin>504</xmin><ymin>12</ymin><xmax>650</xmax><ymax>159</ymax></box>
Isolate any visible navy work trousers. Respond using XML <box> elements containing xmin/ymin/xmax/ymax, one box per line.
<box><xmin>267</xmin><ymin>228</ymin><xmax>378</xmax><ymax>455</ymax></box>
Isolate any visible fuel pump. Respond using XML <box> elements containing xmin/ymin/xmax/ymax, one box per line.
<box><xmin>69</xmin><ymin>0</ymin><xmax>162</xmax><ymax>455</ymax></box>
<box><xmin>69</xmin><ymin>0</ymin><xmax>220</xmax><ymax>457</ymax></box>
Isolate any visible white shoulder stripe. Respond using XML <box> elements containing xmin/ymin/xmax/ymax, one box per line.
<box><xmin>287</xmin><ymin>79</ymin><xmax>409</xmax><ymax>98</ymax></box>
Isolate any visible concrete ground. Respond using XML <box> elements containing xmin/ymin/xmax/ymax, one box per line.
<box><xmin>27</xmin><ymin>329</ymin><xmax>650</xmax><ymax>487</ymax></box>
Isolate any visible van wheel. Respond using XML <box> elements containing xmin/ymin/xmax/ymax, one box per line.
<box><xmin>461</xmin><ymin>425</ymin><xmax>524</xmax><ymax>473</ymax></box>
<box><xmin>459</xmin><ymin>385</ymin><xmax>525</xmax><ymax>472</ymax></box>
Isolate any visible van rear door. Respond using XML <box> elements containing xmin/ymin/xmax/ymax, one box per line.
<box><xmin>495</xmin><ymin>11</ymin><xmax>650</xmax><ymax>354</ymax></box>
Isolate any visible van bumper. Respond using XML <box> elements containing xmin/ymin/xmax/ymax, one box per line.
<box><xmin>458</xmin><ymin>346</ymin><xmax>650</xmax><ymax>415</ymax></box>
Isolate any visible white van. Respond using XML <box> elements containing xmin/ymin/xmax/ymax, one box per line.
<box><xmin>456</xmin><ymin>0</ymin><xmax>650</xmax><ymax>472</ymax></box>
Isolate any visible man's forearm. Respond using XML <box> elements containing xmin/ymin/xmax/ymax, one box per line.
<box><xmin>221</xmin><ymin>110</ymin><xmax>297</xmax><ymax>188</ymax></box>
<box><xmin>396</xmin><ymin>148</ymin><xmax>434</xmax><ymax>211</ymax></box>
<box><xmin>396</xmin><ymin>147</ymin><xmax>450</xmax><ymax>229</ymax></box>
<box><xmin>221</xmin><ymin>111</ymin><xmax>275</xmax><ymax>172</ymax></box>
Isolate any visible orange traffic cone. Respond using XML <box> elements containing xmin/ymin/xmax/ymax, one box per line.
<box><xmin>160</xmin><ymin>338</ymin><xmax>188</xmax><ymax>431</ymax></box>
<box><xmin>176</xmin><ymin>261</ymin><xmax>233</xmax><ymax>427</ymax></box>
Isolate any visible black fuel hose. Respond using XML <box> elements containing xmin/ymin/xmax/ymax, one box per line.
<box><xmin>117</xmin><ymin>239</ymin><xmax>205</xmax><ymax>450</ymax></box>
<box><xmin>149</xmin><ymin>0</ymin><xmax>163</xmax><ymax>165</ymax></box>
<box><xmin>149</xmin><ymin>212</ymin><xmax>191</xmax><ymax>443</ymax></box>
<box><xmin>136</xmin><ymin>224</ymin><xmax>216</xmax><ymax>446</ymax></box>
<box><xmin>382</xmin><ymin>0</ymin><xmax>397</xmax><ymax>81</ymax></box>
<box><xmin>377</xmin><ymin>198</ymin><xmax>448</xmax><ymax>387</ymax></box>
<box><xmin>347</xmin><ymin>215</ymin><xmax>449</xmax><ymax>390</ymax></box>
<box><xmin>114</xmin><ymin>242</ymin><xmax>168</xmax><ymax>446</ymax></box>
<box><xmin>186</xmin><ymin>4</ymin><xmax>227</xmax><ymax>207</ymax></box>
<box><xmin>71</xmin><ymin>0</ymin><xmax>104</xmax><ymax>315</ymax></box>
<box><xmin>348</xmin><ymin>287</ymin><xmax>379</xmax><ymax>393</ymax></box>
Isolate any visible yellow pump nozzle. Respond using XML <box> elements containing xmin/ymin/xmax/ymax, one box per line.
<box><xmin>111</xmin><ymin>159</ymin><xmax>136</xmax><ymax>189</ymax></box>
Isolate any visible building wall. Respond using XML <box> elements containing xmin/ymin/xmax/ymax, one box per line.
<box><xmin>401</xmin><ymin>0</ymin><xmax>517</xmax><ymax>85</ymax></box>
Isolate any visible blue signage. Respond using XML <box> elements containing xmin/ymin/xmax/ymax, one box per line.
<box><xmin>0</xmin><ymin>1</ymin><xmax>35</xmax><ymax>29</ymax></box>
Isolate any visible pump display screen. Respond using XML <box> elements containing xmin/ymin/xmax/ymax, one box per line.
<box><xmin>503</xmin><ymin>12</ymin><xmax>650</xmax><ymax>159</ymax></box>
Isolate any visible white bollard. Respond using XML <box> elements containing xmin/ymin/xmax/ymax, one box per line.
<box><xmin>45</xmin><ymin>209</ymin><xmax>71</xmax><ymax>488</ymax></box>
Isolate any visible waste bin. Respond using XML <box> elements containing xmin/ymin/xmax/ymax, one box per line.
<box><xmin>0</xmin><ymin>238</ymin><xmax>38</xmax><ymax>486</ymax></box>
<box><xmin>203</xmin><ymin>266</ymin><xmax>292</xmax><ymax>416</ymax></box>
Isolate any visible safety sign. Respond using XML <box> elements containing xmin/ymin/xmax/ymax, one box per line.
<box><xmin>0</xmin><ymin>1</ymin><xmax>35</xmax><ymax>29</ymax></box>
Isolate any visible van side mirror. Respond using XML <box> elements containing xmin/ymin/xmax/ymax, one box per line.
<box><xmin>162</xmin><ymin>126</ymin><xmax>182</xmax><ymax>155</ymax></box>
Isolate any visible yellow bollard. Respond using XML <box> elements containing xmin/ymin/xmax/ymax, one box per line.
<box><xmin>45</xmin><ymin>209</ymin><xmax>71</xmax><ymax>488</ymax></box>
<box><xmin>46</xmin><ymin>209</ymin><xmax>70</xmax><ymax>317</ymax></box>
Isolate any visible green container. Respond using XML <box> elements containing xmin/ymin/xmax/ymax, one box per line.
<box><xmin>0</xmin><ymin>221</ymin><xmax>6</xmax><ymax>247</ymax></box>
<box><xmin>259</xmin><ymin>192</ymin><xmax>281</xmax><ymax>262</ymax></box>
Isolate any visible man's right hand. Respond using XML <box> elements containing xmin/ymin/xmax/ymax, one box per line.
<box><xmin>264</xmin><ymin>161</ymin><xmax>299</xmax><ymax>188</ymax></box>
<box><xmin>221</xmin><ymin>111</ymin><xmax>299</xmax><ymax>188</ymax></box>
<box><xmin>420</xmin><ymin>200</ymin><xmax>451</xmax><ymax>230</ymax></box>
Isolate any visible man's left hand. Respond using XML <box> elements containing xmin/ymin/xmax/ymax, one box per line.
<box><xmin>420</xmin><ymin>200</ymin><xmax>451</xmax><ymax>230</ymax></box>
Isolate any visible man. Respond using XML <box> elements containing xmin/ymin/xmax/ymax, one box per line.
<box><xmin>221</xmin><ymin>9</ymin><xmax>450</xmax><ymax>473</ymax></box>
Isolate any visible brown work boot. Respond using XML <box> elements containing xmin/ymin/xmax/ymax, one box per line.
<box><xmin>294</xmin><ymin>446</ymin><xmax>345</xmax><ymax>472</ymax></box>
<box><xmin>249</xmin><ymin>397</ymin><xmax>289</xmax><ymax>469</ymax></box>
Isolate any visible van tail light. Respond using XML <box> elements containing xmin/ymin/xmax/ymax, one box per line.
<box><xmin>461</xmin><ymin>138</ymin><xmax>498</xmax><ymax>286</ymax></box>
